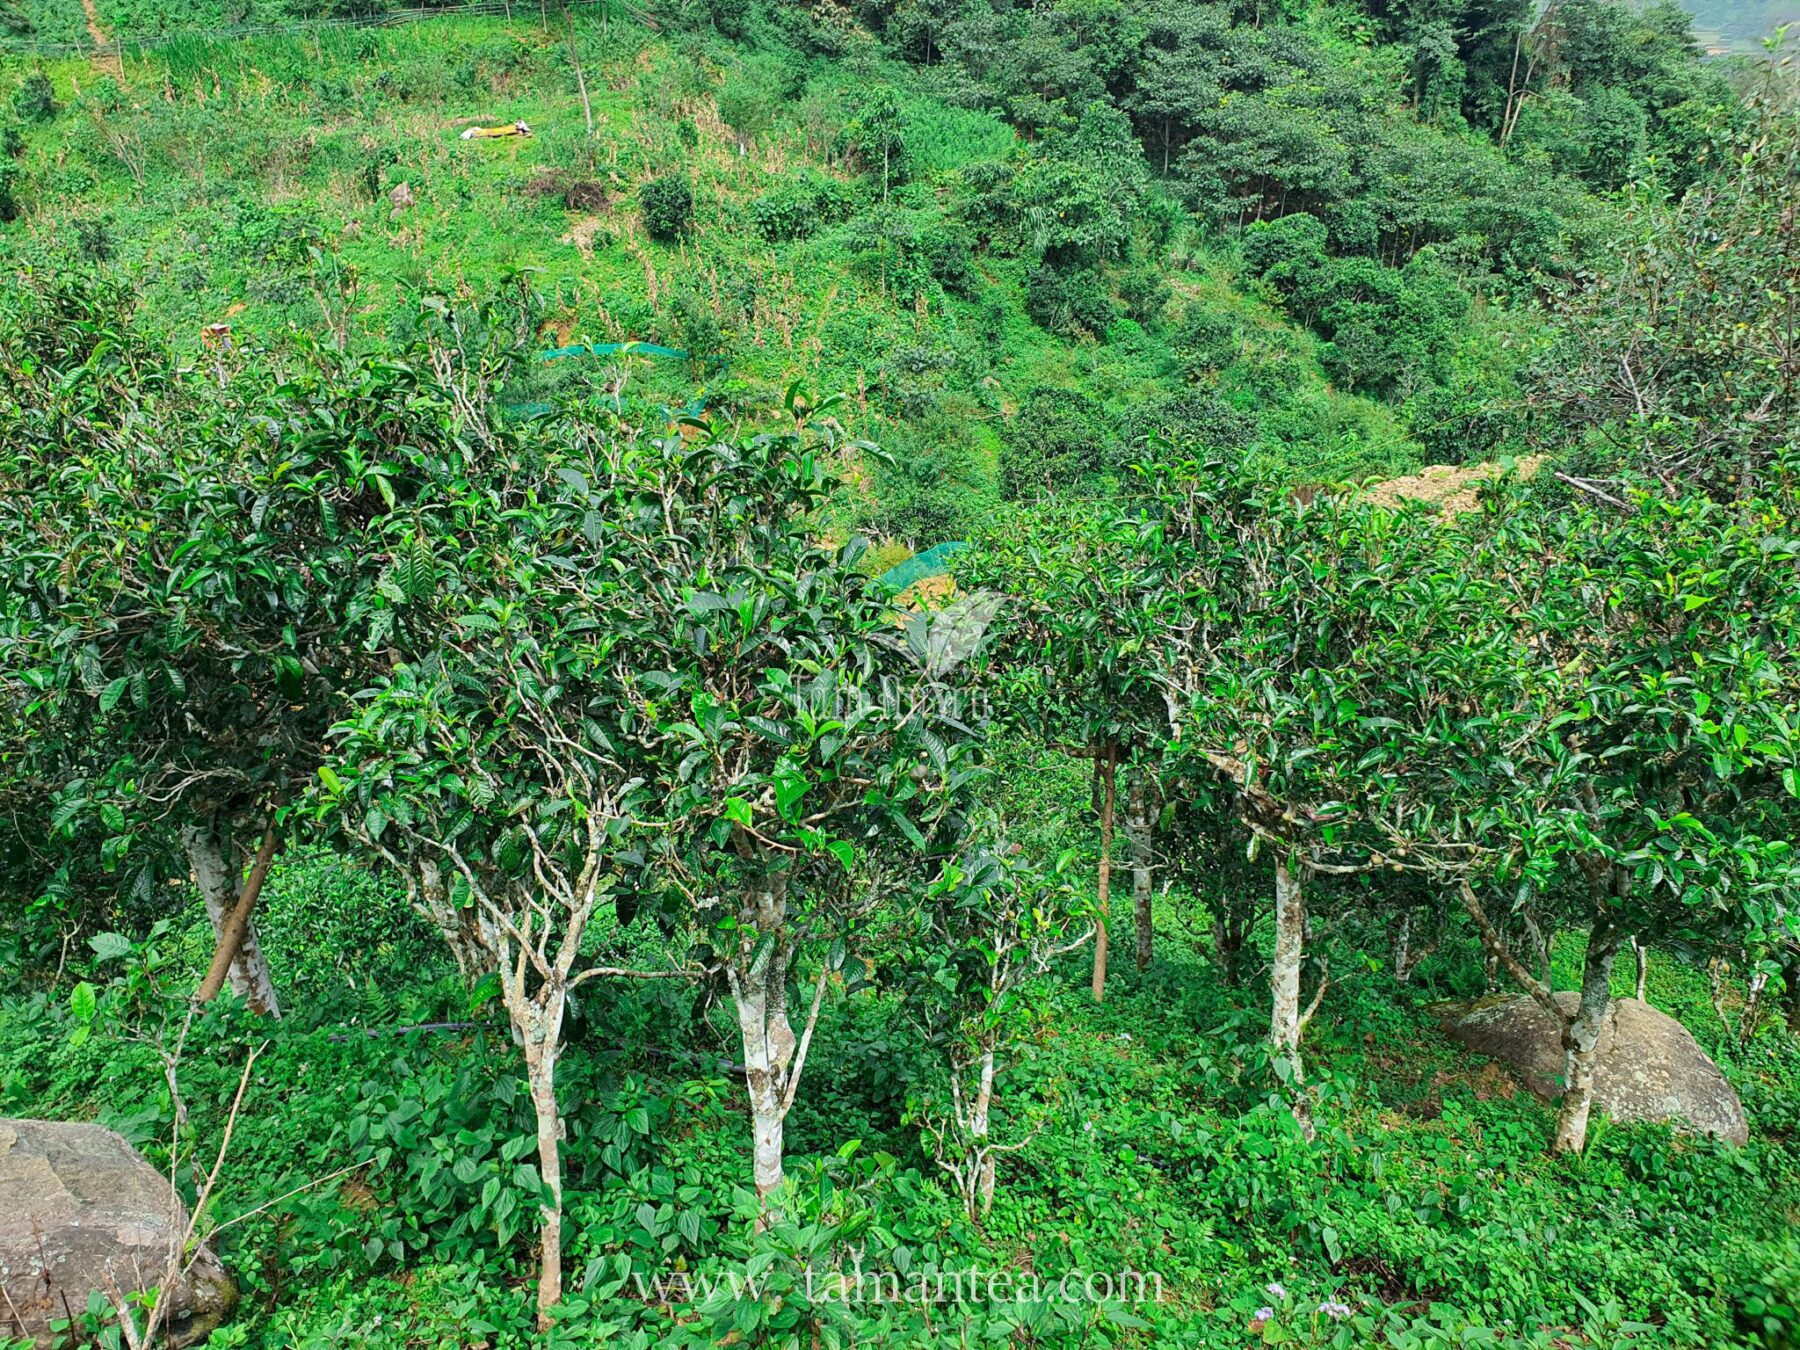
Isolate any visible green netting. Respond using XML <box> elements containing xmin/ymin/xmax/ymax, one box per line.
<box><xmin>503</xmin><ymin>341</ymin><xmax>690</xmax><ymax>416</ymax></box>
<box><xmin>537</xmin><ymin>340</ymin><xmax>688</xmax><ymax>362</ymax></box>
<box><xmin>503</xmin><ymin>393</ymin><xmax>708</xmax><ymax>421</ymax></box>
<box><xmin>877</xmin><ymin>541</ymin><xmax>968</xmax><ymax>592</ymax></box>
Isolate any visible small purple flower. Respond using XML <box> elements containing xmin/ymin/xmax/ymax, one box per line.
<box><xmin>1318</xmin><ymin>1299</ymin><xmax>1353</xmax><ymax>1321</ymax></box>
<box><xmin>1253</xmin><ymin>1306</ymin><xmax>1275</xmax><ymax>1323</ymax></box>
<box><xmin>1266</xmin><ymin>1281</ymin><xmax>1286</xmax><ymax>1299</ymax></box>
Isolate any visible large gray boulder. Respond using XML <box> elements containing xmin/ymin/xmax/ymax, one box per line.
<box><xmin>0</xmin><ymin>1118</ymin><xmax>237</xmax><ymax>1347</ymax></box>
<box><xmin>1439</xmin><ymin>994</ymin><xmax>1748</xmax><ymax>1145</ymax></box>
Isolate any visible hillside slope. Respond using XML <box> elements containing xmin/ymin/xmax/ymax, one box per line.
<box><xmin>0</xmin><ymin>4</ymin><xmax>1565</xmax><ymax>544</ymax></box>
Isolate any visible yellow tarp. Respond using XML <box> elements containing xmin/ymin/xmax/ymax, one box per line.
<box><xmin>460</xmin><ymin>120</ymin><xmax>532</xmax><ymax>140</ymax></box>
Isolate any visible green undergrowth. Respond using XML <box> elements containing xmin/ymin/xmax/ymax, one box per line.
<box><xmin>2</xmin><ymin>833</ymin><xmax>1796</xmax><ymax>1349</ymax></box>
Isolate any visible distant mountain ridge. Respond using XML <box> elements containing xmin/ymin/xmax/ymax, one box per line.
<box><xmin>1675</xmin><ymin>0</ymin><xmax>1799</xmax><ymax>54</ymax></box>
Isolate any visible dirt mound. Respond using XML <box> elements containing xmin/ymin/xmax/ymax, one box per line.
<box><xmin>561</xmin><ymin>215</ymin><xmax>609</xmax><ymax>256</ymax></box>
<box><xmin>1364</xmin><ymin>456</ymin><xmax>1543</xmax><ymax>516</ymax></box>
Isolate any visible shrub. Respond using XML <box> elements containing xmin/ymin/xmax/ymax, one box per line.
<box><xmin>716</xmin><ymin>78</ymin><xmax>774</xmax><ymax>149</ymax></box>
<box><xmin>1243</xmin><ymin>221</ymin><xmax>1467</xmax><ymax>398</ymax></box>
<box><xmin>926</xmin><ymin>227</ymin><xmax>978</xmax><ymax>298</ymax></box>
<box><xmin>869</xmin><ymin>417</ymin><xmax>997</xmax><ymax>544</ymax></box>
<box><xmin>256</xmin><ymin>848</ymin><xmax>437</xmax><ymax>1004</ymax></box>
<box><xmin>1326</xmin><ymin>201</ymin><xmax>1380</xmax><ymax>256</ymax></box>
<box><xmin>843</xmin><ymin>203</ymin><xmax>938</xmax><ymax>305</ymax></box>
<box><xmin>1579</xmin><ymin>85</ymin><xmax>1648</xmax><ymax>191</ymax></box>
<box><xmin>1116</xmin><ymin>263</ymin><xmax>1171</xmax><ymax>326</ymax></box>
<box><xmin>1025</xmin><ymin>263</ymin><xmax>1115</xmax><ymax>339</ymax></box>
<box><xmin>1403</xmin><ymin>381</ymin><xmax>1518</xmax><ymax>466</ymax></box>
<box><xmin>1242</xmin><ymin>211</ymin><xmax>1329</xmax><ymax>284</ymax></box>
<box><xmin>749</xmin><ymin>172</ymin><xmax>856</xmax><ymax>242</ymax></box>
<box><xmin>359</xmin><ymin>146</ymin><xmax>394</xmax><ymax>203</ymax></box>
<box><xmin>1307</xmin><ymin>251</ymin><xmax>1466</xmax><ymax>396</ymax></box>
<box><xmin>748</xmin><ymin>191</ymin><xmax>806</xmax><ymax>241</ymax></box>
<box><xmin>671</xmin><ymin>291</ymin><xmax>725</xmax><ymax>374</ymax></box>
<box><xmin>953</xmin><ymin>158</ymin><xmax>1013</xmax><ymax>241</ymax></box>
<box><xmin>1000</xmin><ymin>386</ymin><xmax>1114</xmax><ymax>499</ymax></box>
<box><xmin>879</xmin><ymin>342</ymin><xmax>958</xmax><ymax>418</ymax></box>
<box><xmin>562</xmin><ymin>179</ymin><xmax>608</xmax><ymax>211</ymax></box>
<box><xmin>640</xmin><ymin>173</ymin><xmax>693</xmax><ymax>242</ymax></box>
<box><xmin>0</xmin><ymin>158</ymin><xmax>20</xmax><ymax>222</ymax></box>
<box><xmin>841</xmin><ymin>88</ymin><xmax>908</xmax><ymax>197</ymax></box>
<box><xmin>1116</xmin><ymin>390</ymin><xmax>1258</xmax><ymax>468</ymax></box>
<box><xmin>10</xmin><ymin>70</ymin><xmax>53</xmax><ymax>123</ymax></box>
<box><xmin>708</xmin><ymin>0</ymin><xmax>750</xmax><ymax>38</ymax></box>
<box><xmin>1172</xmin><ymin>307</ymin><xmax>1238</xmax><ymax>380</ymax></box>
<box><xmin>72</xmin><ymin>216</ymin><xmax>112</xmax><ymax>261</ymax></box>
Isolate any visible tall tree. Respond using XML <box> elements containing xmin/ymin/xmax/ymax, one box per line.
<box><xmin>1149</xmin><ymin>459</ymin><xmax>1491</xmax><ymax>1137</ymax></box>
<box><xmin>626</xmin><ymin>399</ymin><xmax>980</xmax><ymax>1219</ymax></box>
<box><xmin>1126</xmin><ymin>6</ymin><xmax>1228</xmax><ymax>175</ymax></box>
<box><xmin>1491</xmin><ymin>483</ymin><xmax>1797</xmax><ymax>1152</ymax></box>
<box><xmin>1353</xmin><ymin>474</ymin><xmax>1800</xmax><ymax>1154</ymax></box>
<box><xmin>324</xmin><ymin>488</ymin><xmax>667</xmax><ymax>1327</ymax></box>
<box><xmin>0</xmin><ymin>274</ymin><xmax>480</xmax><ymax>1014</ymax></box>
<box><xmin>963</xmin><ymin>502</ymin><xmax>1173</xmax><ymax>1000</ymax></box>
<box><xmin>907</xmin><ymin>830</ymin><xmax>1092</xmax><ymax>1220</ymax></box>
<box><xmin>1533</xmin><ymin>52</ymin><xmax>1796</xmax><ymax>496</ymax></box>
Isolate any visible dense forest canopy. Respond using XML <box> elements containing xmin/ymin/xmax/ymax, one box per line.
<box><xmin>1</xmin><ymin>1</ymin><xmax>1798</xmax><ymax>1347</ymax></box>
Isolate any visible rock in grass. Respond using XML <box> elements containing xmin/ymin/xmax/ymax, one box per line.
<box><xmin>0</xmin><ymin>1118</ymin><xmax>237</xmax><ymax>1347</ymax></box>
<box><xmin>1438</xmin><ymin>994</ymin><xmax>1748</xmax><ymax>1146</ymax></box>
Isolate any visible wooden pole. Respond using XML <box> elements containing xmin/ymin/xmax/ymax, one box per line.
<box><xmin>1091</xmin><ymin>745</ymin><xmax>1116</xmax><ymax>1003</ymax></box>
<box><xmin>568</xmin><ymin>11</ymin><xmax>593</xmax><ymax>137</ymax></box>
<box><xmin>194</xmin><ymin>827</ymin><xmax>280</xmax><ymax>1004</ymax></box>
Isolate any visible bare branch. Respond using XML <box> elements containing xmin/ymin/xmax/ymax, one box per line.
<box><xmin>779</xmin><ymin>959</ymin><xmax>833</xmax><ymax>1116</ymax></box>
<box><xmin>570</xmin><ymin>965</ymin><xmax>704</xmax><ymax>987</ymax></box>
<box><xmin>1552</xmin><ymin>471</ymin><xmax>1631</xmax><ymax>511</ymax></box>
<box><xmin>1458</xmin><ymin>880</ymin><xmax>1565</xmax><ymax>1023</ymax></box>
<box><xmin>1297</xmin><ymin>955</ymin><xmax>1331</xmax><ymax>1033</ymax></box>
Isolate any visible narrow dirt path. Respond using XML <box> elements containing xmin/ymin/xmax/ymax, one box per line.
<box><xmin>80</xmin><ymin>0</ymin><xmax>125</xmax><ymax>78</ymax></box>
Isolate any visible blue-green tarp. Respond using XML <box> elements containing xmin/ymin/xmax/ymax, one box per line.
<box><xmin>877</xmin><ymin>541</ymin><xmax>968</xmax><ymax>592</ymax></box>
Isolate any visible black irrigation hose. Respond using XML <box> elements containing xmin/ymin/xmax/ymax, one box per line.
<box><xmin>325</xmin><ymin>1020</ymin><xmax>495</xmax><ymax>1041</ymax></box>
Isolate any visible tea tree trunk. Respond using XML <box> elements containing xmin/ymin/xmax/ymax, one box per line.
<box><xmin>1740</xmin><ymin>968</ymin><xmax>1771</xmax><ymax>1045</ymax></box>
<box><xmin>1126</xmin><ymin>773</ymin><xmax>1154</xmax><ymax>972</ymax></box>
<box><xmin>1552</xmin><ymin>921</ymin><xmax>1622</xmax><ymax>1155</ymax></box>
<box><xmin>1269</xmin><ymin>859</ymin><xmax>1313</xmax><ymax>1139</ymax></box>
<box><xmin>1211</xmin><ymin>892</ymin><xmax>1252</xmax><ymax>985</ymax></box>
<box><xmin>513</xmin><ymin>991</ymin><xmax>569</xmax><ymax>1330</ymax></box>
<box><xmin>182</xmin><ymin>820</ymin><xmax>281</xmax><ymax>1017</ymax></box>
<box><xmin>734</xmin><ymin>955</ymin><xmax>793</xmax><ymax>1210</ymax></box>
<box><xmin>970</xmin><ymin>1046</ymin><xmax>997</xmax><ymax>1218</ymax></box>
<box><xmin>481</xmin><ymin>865</ymin><xmax>618</xmax><ymax>1332</ymax></box>
<box><xmin>409</xmin><ymin>857</ymin><xmax>488</xmax><ymax>985</ymax></box>
<box><xmin>1392</xmin><ymin>912</ymin><xmax>1438</xmax><ymax>985</ymax></box>
<box><xmin>1786</xmin><ymin>947</ymin><xmax>1800</xmax><ymax>1036</ymax></box>
<box><xmin>726</xmin><ymin>870</ymin><xmax>810</xmax><ymax>1226</ymax></box>
<box><xmin>194</xmin><ymin>827</ymin><xmax>279</xmax><ymax>1004</ymax></box>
